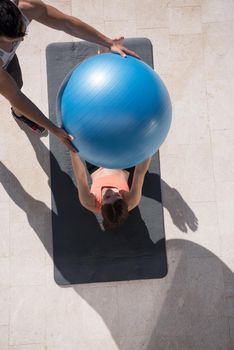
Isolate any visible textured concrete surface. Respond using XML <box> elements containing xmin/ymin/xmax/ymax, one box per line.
<box><xmin>0</xmin><ymin>0</ymin><xmax>234</xmax><ymax>349</ymax></box>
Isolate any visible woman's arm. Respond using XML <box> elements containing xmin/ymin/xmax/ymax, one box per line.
<box><xmin>125</xmin><ymin>157</ymin><xmax>152</xmax><ymax>211</ymax></box>
<box><xmin>134</xmin><ymin>157</ymin><xmax>152</xmax><ymax>174</ymax></box>
<box><xmin>70</xmin><ymin>151</ymin><xmax>96</xmax><ymax>212</ymax></box>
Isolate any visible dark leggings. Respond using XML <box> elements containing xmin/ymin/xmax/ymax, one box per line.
<box><xmin>6</xmin><ymin>55</ymin><xmax>23</xmax><ymax>89</ymax></box>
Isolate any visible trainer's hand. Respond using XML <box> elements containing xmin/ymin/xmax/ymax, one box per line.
<box><xmin>54</xmin><ymin>127</ymin><xmax>76</xmax><ymax>152</ymax></box>
<box><xmin>99</xmin><ymin>36</ymin><xmax>141</xmax><ymax>59</ymax></box>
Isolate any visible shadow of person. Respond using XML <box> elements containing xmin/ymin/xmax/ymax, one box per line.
<box><xmin>143</xmin><ymin>172</ymin><xmax>199</xmax><ymax>233</ymax></box>
<box><xmin>2</xmin><ymin>124</ymin><xmax>219</xmax><ymax>349</ymax></box>
<box><xmin>2</xmin><ymin>121</ymin><xmax>199</xmax><ymax>284</ymax></box>
<box><xmin>145</xmin><ymin>239</ymin><xmax>233</xmax><ymax>350</ymax></box>
<box><xmin>0</xmin><ymin>123</ymin><xmax>100</xmax><ymax>259</ymax></box>
<box><xmin>1</xmin><ymin>121</ymin><xmax>158</xmax><ymax>284</ymax></box>
<box><xmin>74</xmin><ymin>239</ymin><xmax>233</xmax><ymax>350</ymax></box>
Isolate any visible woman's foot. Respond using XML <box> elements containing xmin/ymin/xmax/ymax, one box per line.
<box><xmin>11</xmin><ymin>108</ymin><xmax>46</xmax><ymax>134</ymax></box>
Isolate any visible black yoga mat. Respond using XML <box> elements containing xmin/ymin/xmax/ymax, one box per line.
<box><xmin>46</xmin><ymin>38</ymin><xmax>168</xmax><ymax>285</ymax></box>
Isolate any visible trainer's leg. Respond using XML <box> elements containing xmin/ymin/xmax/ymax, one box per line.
<box><xmin>6</xmin><ymin>55</ymin><xmax>45</xmax><ymax>133</ymax></box>
<box><xmin>6</xmin><ymin>55</ymin><xmax>23</xmax><ymax>116</ymax></box>
<box><xmin>6</xmin><ymin>54</ymin><xmax>23</xmax><ymax>88</ymax></box>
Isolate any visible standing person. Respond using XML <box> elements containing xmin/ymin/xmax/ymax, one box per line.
<box><xmin>0</xmin><ymin>0</ymin><xmax>140</xmax><ymax>151</ymax></box>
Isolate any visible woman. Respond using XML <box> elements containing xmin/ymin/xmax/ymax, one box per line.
<box><xmin>0</xmin><ymin>0</ymin><xmax>139</xmax><ymax>151</ymax></box>
<box><xmin>70</xmin><ymin>151</ymin><xmax>152</xmax><ymax>230</ymax></box>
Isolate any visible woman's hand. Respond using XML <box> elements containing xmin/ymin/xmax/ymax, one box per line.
<box><xmin>98</xmin><ymin>36</ymin><xmax>141</xmax><ymax>59</ymax></box>
<box><xmin>53</xmin><ymin>127</ymin><xmax>77</xmax><ymax>152</ymax></box>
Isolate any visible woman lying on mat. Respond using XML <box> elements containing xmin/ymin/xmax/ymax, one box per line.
<box><xmin>70</xmin><ymin>151</ymin><xmax>152</xmax><ymax>230</ymax></box>
<box><xmin>0</xmin><ymin>0</ymin><xmax>139</xmax><ymax>151</ymax></box>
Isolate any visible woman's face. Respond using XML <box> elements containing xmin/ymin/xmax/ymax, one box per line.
<box><xmin>102</xmin><ymin>187</ymin><xmax>122</xmax><ymax>205</ymax></box>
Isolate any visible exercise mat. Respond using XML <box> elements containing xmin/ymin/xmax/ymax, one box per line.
<box><xmin>46</xmin><ymin>38</ymin><xmax>168</xmax><ymax>285</ymax></box>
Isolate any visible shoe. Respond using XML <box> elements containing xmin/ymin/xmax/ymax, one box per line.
<box><xmin>11</xmin><ymin>108</ymin><xmax>46</xmax><ymax>134</ymax></box>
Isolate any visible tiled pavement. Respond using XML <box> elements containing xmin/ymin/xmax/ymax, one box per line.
<box><xmin>0</xmin><ymin>1</ymin><xmax>234</xmax><ymax>349</ymax></box>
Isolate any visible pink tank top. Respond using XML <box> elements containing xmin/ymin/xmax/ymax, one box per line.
<box><xmin>90</xmin><ymin>174</ymin><xmax>130</xmax><ymax>212</ymax></box>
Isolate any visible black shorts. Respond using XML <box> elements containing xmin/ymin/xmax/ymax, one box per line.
<box><xmin>6</xmin><ymin>55</ymin><xmax>23</xmax><ymax>89</ymax></box>
<box><xmin>85</xmin><ymin>161</ymin><xmax>135</xmax><ymax>175</ymax></box>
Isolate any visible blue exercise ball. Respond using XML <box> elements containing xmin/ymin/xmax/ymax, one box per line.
<box><xmin>57</xmin><ymin>53</ymin><xmax>172</xmax><ymax>169</ymax></box>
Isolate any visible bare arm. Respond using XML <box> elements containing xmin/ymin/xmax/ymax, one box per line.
<box><xmin>0</xmin><ymin>67</ymin><xmax>76</xmax><ymax>151</ymax></box>
<box><xmin>70</xmin><ymin>151</ymin><xmax>96</xmax><ymax>212</ymax></box>
<box><xmin>125</xmin><ymin>157</ymin><xmax>152</xmax><ymax>211</ymax></box>
<box><xmin>0</xmin><ymin>67</ymin><xmax>57</xmax><ymax>132</ymax></box>
<box><xmin>20</xmin><ymin>0</ymin><xmax>140</xmax><ymax>58</ymax></box>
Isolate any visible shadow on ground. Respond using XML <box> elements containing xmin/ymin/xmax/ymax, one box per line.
<box><xmin>1</xmin><ymin>124</ymin><xmax>232</xmax><ymax>349</ymax></box>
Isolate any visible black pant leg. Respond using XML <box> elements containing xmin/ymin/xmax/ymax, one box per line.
<box><xmin>6</xmin><ymin>55</ymin><xmax>23</xmax><ymax>89</ymax></box>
